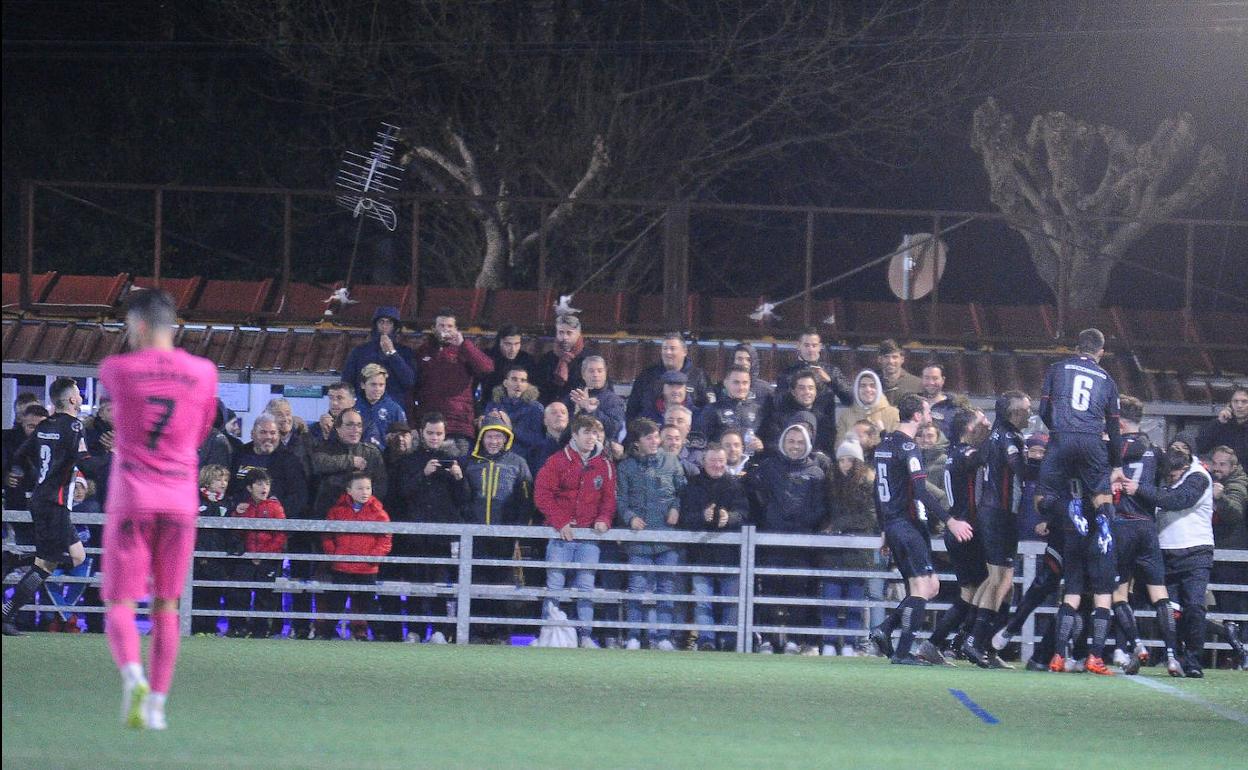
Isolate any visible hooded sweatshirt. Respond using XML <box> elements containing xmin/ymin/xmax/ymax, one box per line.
<box><xmin>836</xmin><ymin>370</ymin><xmax>899</xmax><ymax>442</ymax></box>
<box><xmin>342</xmin><ymin>306</ymin><xmax>418</xmax><ymax>403</ymax></box>
<box><xmin>462</xmin><ymin>416</ymin><xmax>533</xmax><ymax>525</ymax></box>
<box><xmin>751</xmin><ymin>423</ymin><xmax>827</xmax><ymax>533</ymax></box>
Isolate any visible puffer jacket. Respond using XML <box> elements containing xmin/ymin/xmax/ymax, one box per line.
<box><xmin>236</xmin><ymin>497</ymin><xmax>287</xmax><ymax>554</ymax></box>
<box><xmin>462</xmin><ymin>417</ymin><xmax>533</xmax><ymax>525</ymax></box>
<box><xmin>482</xmin><ymin>393</ymin><xmax>545</xmax><ymax>456</ymax></box>
<box><xmin>616</xmin><ymin>450</ymin><xmax>686</xmax><ymax>555</ymax></box>
<box><xmin>534</xmin><ymin>442</ymin><xmax>617</xmax><ymax>531</ymax></box>
<box><xmin>322</xmin><ymin>494</ymin><xmax>392</xmax><ymax>575</ymax></box>
<box><xmin>751</xmin><ymin>423</ymin><xmax>826</xmax><ymax>533</ymax></box>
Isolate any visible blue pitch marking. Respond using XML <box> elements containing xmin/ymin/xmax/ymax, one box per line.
<box><xmin>948</xmin><ymin>689</ymin><xmax>1000</xmax><ymax>725</ymax></box>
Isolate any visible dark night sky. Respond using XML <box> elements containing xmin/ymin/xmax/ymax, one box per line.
<box><xmin>2</xmin><ymin>1</ymin><xmax>1246</xmax><ymax>312</ymax></box>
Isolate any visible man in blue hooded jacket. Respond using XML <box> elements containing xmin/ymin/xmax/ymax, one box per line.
<box><xmin>342</xmin><ymin>306</ymin><xmax>418</xmax><ymax>405</ymax></box>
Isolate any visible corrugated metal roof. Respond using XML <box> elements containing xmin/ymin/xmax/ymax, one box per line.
<box><xmin>2</xmin><ymin>317</ymin><xmax>1241</xmax><ymax>409</ymax></box>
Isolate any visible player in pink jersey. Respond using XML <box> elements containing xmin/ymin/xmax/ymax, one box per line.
<box><xmin>97</xmin><ymin>289</ymin><xmax>218</xmax><ymax>730</ymax></box>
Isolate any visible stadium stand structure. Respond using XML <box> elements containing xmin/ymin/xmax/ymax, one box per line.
<box><xmin>2</xmin><ymin>272</ymin><xmax>1245</xmax><ymax>412</ymax></box>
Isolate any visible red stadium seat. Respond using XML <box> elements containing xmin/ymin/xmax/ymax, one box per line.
<box><xmin>38</xmin><ymin>273</ymin><xmax>129</xmax><ymax>311</ymax></box>
<box><xmin>1</xmin><ymin>271</ymin><xmax>57</xmax><ymax>308</ymax></box>
<box><xmin>130</xmin><ymin>276</ymin><xmax>203</xmax><ymax>312</ymax></box>
<box><xmin>191</xmin><ymin>279</ymin><xmax>274</xmax><ymax>318</ymax></box>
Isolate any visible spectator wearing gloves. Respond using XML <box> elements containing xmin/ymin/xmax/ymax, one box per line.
<box><xmin>617</xmin><ymin>418</ymin><xmax>687</xmax><ymax>650</ymax></box>
<box><xmin>323</xmin><ymin>472</ymin><xmax>392</xmax><ymax>642</ymax></box>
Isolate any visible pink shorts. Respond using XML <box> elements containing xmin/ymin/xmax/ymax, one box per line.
<box><xmin>101</xmin><ymin>511</ymin><xmax>197</xmax><ymax>602</ymax></box>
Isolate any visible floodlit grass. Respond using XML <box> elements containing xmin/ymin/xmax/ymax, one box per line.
<box><xmin>2</xmin><ymin>635</ymin><xmax>1244</xmax><ymax>769</ymax></box>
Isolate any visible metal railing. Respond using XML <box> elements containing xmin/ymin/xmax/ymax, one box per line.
<box><xmin>4</xmin><ymin>509</ymin><xmax>1245</xmax><ymax>662</ymax></box>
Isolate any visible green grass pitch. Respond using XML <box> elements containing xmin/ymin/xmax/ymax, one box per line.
<box><xmin>3</xmin><ymin>636</ymin><xmax>1244</xmax><ymax>769</ymax></box>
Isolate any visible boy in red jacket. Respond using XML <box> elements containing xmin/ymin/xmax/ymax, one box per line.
<box><xmin>229</xmin><ymin>468</ymin><xmax>287</xmax><ymax>638</ymax></box>
<box><xmin>533</xmin><ymin>415</ymin><xmax>616</xmax><ymax>647</ymax></box>
<box><xmin>323</xmin><ymin>472</ymin><xmax>392</xmax><ymax>641</ymax></box>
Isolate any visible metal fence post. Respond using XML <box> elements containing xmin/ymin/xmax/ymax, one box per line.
<box><xmin>1020</xmin><ymin>551</ymin><xmax>1037</xmax><ymax>662</ymax></box>
<box><xmin>741</xmin><ymin>526</ymin><xmax>757</xmax><ymax>652</ymax></box>
<box><xmin>455</xmin><ymin>534</ymin><xmax>473</xmax><ymax>644</ymax></box>
<box><xmin>179</xmin><ymin>551</ymin><xmax>195</xmax><ymax>637</ymax></box>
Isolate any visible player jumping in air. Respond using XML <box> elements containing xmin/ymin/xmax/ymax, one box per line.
<box><xmin>97</xmin><ymin>289</ymin><xmax>219</xmax><ymax>730</ymax></box>
<box><xmin>2</xmin><ymin>378</ymin><xmax>94</xmax><ymax>635</ymax></box>
<box><xmin>1034</xmin><ymin>329</ymin><xmax>1123</xmax><ymax>676</ymax></box>
<box><xmin>868</xmin><ymin>394</ymin><xmax>974</xmax><ymax>665</ymax></box>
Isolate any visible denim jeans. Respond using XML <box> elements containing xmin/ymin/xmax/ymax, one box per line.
<box><xmin>545</xmin><ymin>539</ymin><xmax>600</xmax><ymax>637</ymax></box>
<box><xmin>820</xmin><ymin>578</ymin><xmax>866</xmax><ymax>648</ymax></box>
<box><xmin>626</xmin><ymin>549</ymin><xmax>681</xmax><ymax>642</ymax></box>
<box><xmin>691</xmin><ymin>573</ymin><xmax>739</xmax><ymax>647</ymax></box>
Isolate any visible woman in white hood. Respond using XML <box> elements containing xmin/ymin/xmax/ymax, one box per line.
<box><xmin>836</xmin><ymin>370</ymin><xmax>899</xmax><ymax>441</ymax></box>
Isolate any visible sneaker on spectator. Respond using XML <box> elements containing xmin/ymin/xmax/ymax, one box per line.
<box><xmin>403</xmin><ymin>632</ymin><xmax>421</xmax><ymax>644</ymax></box>
<box><xmin>698</xmin><ymin>641</ymin><xmax>717</xmax><ymax>652</ymax></box>
<box><xmin>625</xmin><ymin>638</ymin><xmax>642</xmax><ymax>650</ymax></box>
<box><xmin>799</xmin><ymin>644</ymin><xmax>820</xmax><ymax>656</ymax></box>
<box><xmin>683</xmin><ymin>633</ymin><xmax>698</xmax><ymax>652</ymax></box>
<box><xmin>841</xmin><ymin>646</ymin><xmax>859</xmax><ymax>658</ymax></box>
<box><xmin>427</xmin><ymin>631</ymin><xmax>448</xmax><ymax>645</ymax></box>
<box><xmin>757</xmin><ymin>641</ymin><xmax>774</xmax><ymax>654</ymax></box>
<box><xmin>605</xmin><ymin>637</ymin><xmax>621</xmax><ymax>649</ymax></box>
<box><xmin>821</xmin><ymin>644</ymin><xmax>839</xmax><ymax>657</ymax></box>
<box><xmin>783</xmin><ymin>641</ymin><xmax>800</xmax><ymax>655</ymax></box>
<box><xmin>579</xmin><ymin>636</ymin><xmax>600</xmax><ymax>649</ymax></box>
<box><xmin>655</xmin><ymin>639</ymin><xmax>676</xmax><ymax>651</ymax></box>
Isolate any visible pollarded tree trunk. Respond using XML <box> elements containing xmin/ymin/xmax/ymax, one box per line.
<box><xmin>971</xmin><ymin>98</ymin><xmax>1226</xmax><ymax>311</ymax></box>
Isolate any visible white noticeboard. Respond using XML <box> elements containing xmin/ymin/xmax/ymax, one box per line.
<box><xmin>217</xmin><ymin>383</ymin><xmax>251</xmax><ymax>413</ymax></box>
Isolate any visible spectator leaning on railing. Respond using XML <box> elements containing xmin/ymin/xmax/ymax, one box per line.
<box><xmin>229</xmin><ymin>468</ymin><xmax>287</xmax><ymax>639</ymax></box>
<box><xmin>534</xmin><ymin>414</ymin><xmax>616</xmax><ymax>648</ymax></box>
<box><xmin>323</xmin><ymin>472</ymin><xmax>392</xmax><ymax>642</ymax></box>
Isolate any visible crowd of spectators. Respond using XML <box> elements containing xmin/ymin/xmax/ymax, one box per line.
<box><xmin>3</xmin><ymin>306</ymin><xmax>1245</xmax><ymax>657</ymax></box>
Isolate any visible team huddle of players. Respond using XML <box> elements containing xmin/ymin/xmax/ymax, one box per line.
<box><xmin>869</xmin><ymin>328</ymin><xmax>1225</xmax><ymax>678</ymax></box>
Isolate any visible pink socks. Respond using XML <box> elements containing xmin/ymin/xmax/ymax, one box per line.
<box><xmin>105</xmin><ymin>603</ymin><xmax>141</xmax><ymax>670</ymax></box>
<box><xmin>149</xmin><ymin>611</ymin><xmax>181</xmax><ymax>695</ymax></box>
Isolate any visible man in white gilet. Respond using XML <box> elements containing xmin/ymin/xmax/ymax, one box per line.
<box><xmin>1122</xmin><ymin>441</ymin><xmax>1214</xmax><ymax>678</ymax></box>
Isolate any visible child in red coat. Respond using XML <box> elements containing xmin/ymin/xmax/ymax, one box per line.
<box><xmin>230</xmin><ymin>468</ymin><xmax>287</xmax><ymax>638</ymax></box>
<box><xmin>323</xmin><ymin>472</ymin><xmax>392</xmax><ymax>640</ymax></box>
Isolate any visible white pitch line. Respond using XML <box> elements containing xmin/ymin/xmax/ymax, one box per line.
<box><xmin>1125</xmin><ymin>675</ymin><xmax>1248</xmax><ymax>726</ymax></box>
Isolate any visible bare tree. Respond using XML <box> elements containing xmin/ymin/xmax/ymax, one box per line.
<box><xmin>223</xmin><ymin>1</ymin><xmax>1045</xmax><ymax>289</ymax></box>
<box><xmin>972</xmin><ymin>97</ymin><xmax>1227</xmax><ymax>311</ymax></box>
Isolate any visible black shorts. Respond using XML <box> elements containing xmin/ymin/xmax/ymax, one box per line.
<box><xmin>978</xmin><ymin>507</ymin><xmax>1019</xmax><ymax>567</ymax></box>
<box><xmin>943</xmin><ymin>529</ymin><xmax>987</xmax><ymax>587</ymax></box>
<box><xmin>31</xmin><ymin>502</ymin><xmax>81</xmax><ymax>564</ymax></box>
<box><xmin>1112</xmin><ymin>517</ymin><xmax>1165</xmax><ymax>587</ymax></box>
<box><xmin>885</xmin><ymin>521</ymin><xmax>934</xmax><ymax>580</ymax></box>
<box><xmin>1038</xmin><ymin>432</ymin><xmax>1112</xmax><ymax>498</ymax></box>
<box><xmin>1060</xmin><ymin>520</ymin><xmax>1117</xmax><ymax>596</ymax></box>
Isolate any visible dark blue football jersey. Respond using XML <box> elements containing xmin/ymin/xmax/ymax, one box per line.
<box><xmin>1114</xmin><ymin>432</ymin><xmax>1158</xmax><ymax>521</ymax></box>
<box><xmin>943</xmin><ymin>442</ymin><xmax>984</xmax><ymax>525</ymax></box>
<box><xmin>1039</xmin><ymin>355</ymin><xmax>1121</xmax><ymax>436</ymax></box>
<box><xmin>14</xmin><ymin>412</ymin><xmax>89</xmax><ymax>509</ymax></box>
<box><xmin>977</xmin><ymin>420</ymin><xmax>1025</xmax><ymax>514</ymax></box>
<box><xmin>874</xmin><ymin>431</ymin><xmax>948</xmax><ymax>527</ymax></box>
